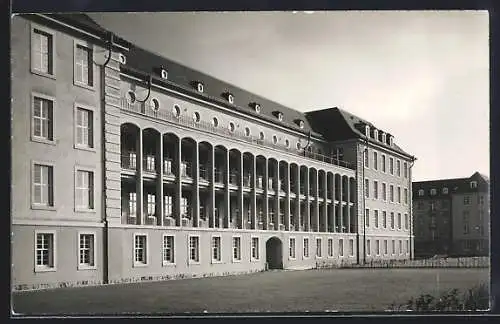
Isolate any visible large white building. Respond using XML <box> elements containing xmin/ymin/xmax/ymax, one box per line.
<box><xmin>11</xmin><ymin>13</ymin><xmax>416</xmax><ymax>291</ymax></box>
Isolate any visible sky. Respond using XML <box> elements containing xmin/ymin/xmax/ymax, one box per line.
<box><xmin>89</xmin><ymin>11</ymin><xmax>489</xmax><ymax>182</ymax></box>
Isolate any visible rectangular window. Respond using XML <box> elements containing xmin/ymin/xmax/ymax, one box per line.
<box><xmin>349</xmin><ymin>239</ymin><xmax>354</xmax><ymax>256</ymax></box>
<box><xmin>32</xmin><ymin>28</ymin><xmax>53</xmax><ymax>75</ymax></box>
<box><xmin>464</xmin><ymin>196</ymin><xmax>471</xmax><ymax>205</ymax></box>
<box><xmin>33</xmin><ymin>96</ymin><xmax>54</xmax><ymax>142</ymax></box>
<box><xmin>404</xmin><ymin>213</ymin><xmax>409</xmax><ymax>230</ymax></box>
<box><xmin>364</xmin><ymin>148</ymin><xmax>369</xmax><ymax>168</ymax></box>
<box><xmin>382</xmin><ymin>155</ymin><xmax>386</xmax><ymax>172</ymax></box>
<box><xmin>384</xmin><ymin>240</ymin><xmax>388</xmax><ymax>255</ymax></box>
<box><xmin>129</xmin><ymin>192</ymin><xmax>137</xmax><ymax>216</ymax></box>
<box><xmin>303</xmin><ymin>238</ymin><xmax>310</xmax><ymax>258</ymax></box>
<box><xmin>390</xmin><ymin>212</ymin><xmax>395</xmax><ymax>229</ymax></box>
<box><xmin>75</xmin><ymin>44</ymin><xmax>93</xmax><ymax>86</ymax></box>
<box><xmin>396</xmin><ymin>160</ymin><xmax>401</xmax><ymax>177</ymax></box>
<box><xmin>373</xmin><ymin>180</ymin><xmax>378</xmax><ymax>199</ymax></box>
<box><xmin>463</xmin><ymin>211</ymin><xmax>470</xmax><ymax>234</ymax></box>
<box><xmin>189</xmin><ymin>236</ymin><xmax>200</xmax><ymax>263</ymax></box>
<box><xmin>75</xmin><ymin>107</ymin><xmax>93</xmax><ymax>148</ymax></box>
<box><xmin>406</xmin><ymin>240</ymin><xmax>409</xmax><ymax>254</ymax></box>
<box><xmin>365</xmin><ymin>208</ymin><xmax>370</xmax><ymax>227</ymax></box>
<box><xmin>375</xmin><ymin>240</ymin><xmax>380</xmax><ymax>255</ymax></box>
<box><xmin>382</xmin><ymin>211</ymin><xmax>387</xmax><ymax>228</ymax></box>
<box><xmin>382</xmin><ymin>183</ymin><xmax>387</xmax><ymax>201</ymax></box>
<box><xmin>365</xmin><ymin>179</ymin><xmax>370</xmax><ymax>198</ymax></box>
<box><xmin>390</xmin><ymin>185</ymin><xmax>394</xmax><ymax>202</ymax></box>
<box><xmin>389</xmin><ymin>158</ymin><xmax>394</xmax><ymax>175</ymax></box>
<box><xmin>403</xmin><ymin>162</ymin><xmax>408</xmax><ymax>178</ymax></box>
<box><xmin>374</xmin><ymin>210</ymin><xmax>379</xmax><ymax>228</ymax></box>
<box><xmin>392</xmin><ymin>240</ymin><xmax>395</xmax><ymax>255</ymax></box>
<box><xmin>338</xmin><ymin>239</ymin><xmax>344</xmax><ymax>257</ymax></box>
<box><xmin>397</xmin><ymin>187</ymin><xmax>401</xmax><ymax>204</ymax></box>
<box><xmin>373</xmin><ymin>152</ymin><xmax>378</xmax><ymax>170</ymax></box>
<box><xmin>316</xmin><ymin>238</ymin><xmax>322</xmax><ymax>257</ymax></box>
<box><xmin>162</xmin><ymin>235</ymin><xmax>175</xmax><ymax>264</ymax></box>
<box><xmin>232</xmin><ymin>237</ymin><xmax>241</xmax><ymax>261</ymax></box>
<box><xmin>134</xmin><ymin>235</ymin><xmax>147</xmax><ymax>265</ymax></box>
<box><xmin>212</xmin><ymin>236</ymin><xmax>221</xmax><ymax>262</ymax></box>
<box><xmin>289</xmin><ymin>238</ymin><xmax>296</xmax><ymax>259</ymax></box>
<box><xmin>397</xmin><ymin>213</ymin><xmax>402</xmax><ymax>229</ymax></box>
<box><xmin>251</xmin><ymin>237</ymin><xmax>260</xmax><ymax>260</ymax></box>
<box><xmin>366</xmin><ymin>240</ymin><xmax>371</xmax><ymax>256</ymax></box>
<box><xmin>181</xmin><ymin>197</ymin><xmax>188</xmax><ymax>218</ymax></box>
<box><xmin>164</xmin><ymin>195</ymin><xmax>173</xmax><ymax>217</ymax></box>
<box><xmin>404</xmin><ymin>188</ymin><xmax>408</xmax><ymax>204</ymax></box>
<box><xmin>33</xmin><ymin>164</ymin><xmax>54</xmax><ymax>207</ymax></box>
<box><xmin>399</xmin><ymin>240</ymin><xmax>403</xmax><ymax>255</ymax></box>
<box><xmin>146</xmin><ymin>194</ymin><xmax>155</xmax><ymax>216</ymax></box>
<box><xmin>78</xmin><ymin>233</ymin><xmax>95</xmax><ymax>268</ymax></box>
<box><xmin>35</xmin><ymin>232</ymin><xmax>55</xmax><ymax>270</ymax></box>
<box><xmin>76</xmin><ymin>170</ymin><xmax>94</xmax><ymax>210</ymax></box>
<box><xmin>327</xmin><ymin>238</ymin><xmax>333</xmax><ymax>257</ymax></box>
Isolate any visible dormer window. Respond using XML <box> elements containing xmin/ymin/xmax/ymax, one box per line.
<box><xmin>227</xmin><ymin>93</ymin><xmax>234</xmax><ymax>104</ymax></box>
<box><xmin>389</xmin><ymin>136</ymin><xmax>394</xmax><ymax>146</ymax></box>
<box><xmin>118</xmin><ymin>53</ymin><xmax>126</xmax><ymax>64</ymax></box>
<box><xmin>195</xmin><ymin>82</ymin><xmax>204</xmax><ymax>93</ymax></box>
<box><xmin>470</xmin><ymin>181</ymin><xmax>478</xmax><ymax>189</ymax></box>
<box><xmin>252</xmin><ymin>103</ymin><xmax>261</xmax><ymax>114</ymax></box>
<box><xmin>373</xmin><ymin>129</ymin><xmax>379</xmax><ymax>141</ymax></box>
<box><xmin>381</xmin><ymin>133</ymin><xmax>386</xmax><ymax>144</ymax></box>
<box><xmin>160</xmin><ymin>68</ymin><xmax>168</xmax><ymax>79</ymax></box>
<box><xmin>418</xmin><ymin>189</ymin><xmax>424</xmax><ymax>196</ymax></box>
<box><xmin>365</xmin><ymin>125</ymin><xmax>370</xmax><ymax>137</ymax></box>
<box><xmin>430</xmin><ymin>188</ymin><xmax>437</xmax><ymax>196</ymax></box>
<box><xmin>273</xmin><ymin>111</ymin><xmax>284</xmax><ymax>121</ymax></box>
<box><xmin>295</xmin><ymin>119</ymin><xmax>305</xmax><ymax>129</ymax></box>
<box><xmin>442</xmin><ymin>187</ymin><xmax>449</xmax><ymax>194</ymax></box>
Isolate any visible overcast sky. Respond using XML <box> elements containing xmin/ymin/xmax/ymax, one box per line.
<box><xmin>89</xmin><ymin>11</ymin><xmax>489</xmax><ymax>182</ymax></box>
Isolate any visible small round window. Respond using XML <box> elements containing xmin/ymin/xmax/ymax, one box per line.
<box><xmin>277</xmin><ymin>113</ymin><xmax>284</xmax><ymax>122</ymax></box>
<box><xmin>212</xmin><ymin>117</ymin><xmax>219</xmax><ymax>127</ymax></box>
<box><xmin>193</xmin><ymin>112</ymin><xmax>201</xmax><ymax>123</ymax></box>
<box><xmin>244</xmin><ymin>127</ymin><xmax>250</xmax><ymax>137</ymax></box>
<box><xmin>255</xmin><ymin>104</ymin><xmax>261</xmax><ymax>114</ymax></box>
<box><xmin>173</xmin><ymin>104</ymin><xmax>181</xmax><ymax>117</ymax></box>
<box><xmin>259</xmin><ymin>131</ymin><xmax>265</xmax><ymax>140</ymax></box>
<box><xmin>229</xmin><ymin>122</ymin><xmax>235</xmax><ymax>133</ymax></box>
<box><xmin>285</xmin><ymin>139</ymin><xmax>290</xmax><ymax>148</ymax></box>
<box><xmin>299</xmin><ymin>120</ymin><xmax>305</xmax><ymax>129</ymax></box>
<box><xmin>151</xmin><ymin>98</ymin><xmax>160</xmax><ymax>111</ymax></box>
<box><xmin>273</xmin><ymin>135</ymin><xmax>278</xmax><ymax>144</ymax></box>
<box><xmin>126</xmin><ymin>91</ymin><xmax>136</xmax><ymax>104</ymax></box>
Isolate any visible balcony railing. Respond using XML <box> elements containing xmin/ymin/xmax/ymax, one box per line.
<box><xmin>243</xmin><ymin>174</ymin><xmax>251</xmax><ymax>187</ymax></box>
<box><xmin>143</xmin><ymin>155</ymin><xmax>156</xmax><ymax>173</ymax></box>
<box><xmin>121</xmin><ymin>97</ymin><xmax>354</xmax><ymax>170</ymax></box>
<box><xmin>121</xmin><ymin>153</ymin><xmax>137</xmax><ymax>170</ymax></box>
<box><xmin>199</xmin><ymin>166</ymin><xmax>209</xmax><ymax>181</ymax></box>
<box><xmin>229</xmin><ymin>172</ymin><xmax>239</xmax><ymax>185</ymax></box>
<box><xmin>214</xmin><ymin>170</ymin><xmax>224</xmax><ymax>184</ymax></box>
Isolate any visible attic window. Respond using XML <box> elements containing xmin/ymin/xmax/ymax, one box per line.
<box><xmin>277</xmin><ymin>112</ymin><xmax>284</xmax><ymax>121</ymax></box>
<box><xmin>253</xmin><ymin>103</ymin><xmax>261</xmax><ymax>114</ymax></box>
<box><xmin>227</xmin><ymin>93</ymin><xmax>234</xmax><ymax>104</ymax></box>
<box><xmin>442</xmin><ymin>187</ymin><xmax>449</xmax><ymax>194</ymax></box>
<box><xmin>365</xmin><ymin>125</ymin><xmax>370</xmax><ymax>137</ymax></box>
<box><xmin>389</xmin><ymin>136</ymin><xmax>394</xmax><ymax>146</ymax></box>
<box><xmin>373</xmin><ymin>129</ymin><xmax>379</xmax><ymax>141</ymax></box>
<box><xmin>295</xmin><ymin>119</ymin><xmax>305</xmax><ymax>129</ymax></box>
<box><xmin>118</xmin><ymin>53</ymin><xmax>126</xmax><ymax>64</ymax></box>
<box><xmin>381</xmin><ymin>133</ymin><xmax>386</xmax><ymax>144</ymax></box>
<box><xmin>418</xmin><ymin>189</ymin><xmax>424</xmax><ymax>196</ymax></box>
<box><xmin>160</xmin><ymin>68</ymin><xmax>168</xmax><ymax>79</ymax></box>
<box><xmin>430</xmin><ymin>188</ymin><xmax>437</xmax><ymax>196</ymax></box>
<box><xmin>196</xmin><ymin>82</ymin><xmax>204</xmax><ymax>93</ymax></box>
<box><xmin>470</xmin><ymin>181</ymin><xmax>478</xmax><ymax>189</ymax></box>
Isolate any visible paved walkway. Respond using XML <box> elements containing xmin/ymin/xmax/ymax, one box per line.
<box><xmin>12</xmin><ymin>268</ymin><xmax>488</xmax><ymax>315</ymax></box>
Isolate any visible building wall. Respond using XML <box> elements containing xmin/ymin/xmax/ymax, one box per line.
<box><xmin>11</xmin><ymin>16</ymin><xmax>107</xmax><ymax>289</ymax></box>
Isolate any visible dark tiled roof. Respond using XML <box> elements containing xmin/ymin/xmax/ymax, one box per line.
<box><xmin>305</xmin><ymin>107</ymin><xmax>413</xmax><ymax>158</ymax></box>
<box><xmin>122</xmin><ymin>45</ymin><xmax>322</xmax><ymax>138</ymax></box>
<box><xmin>412</xmin><ymin>172</ymin><xmax>490</xmax><ymax>198</ymax></box>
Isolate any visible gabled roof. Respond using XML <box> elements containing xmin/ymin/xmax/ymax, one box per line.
<box><xmin>413</xmin><ymin>172</ymin><xmax>490</xmax><ymax>198</ymax></box>
<box><xmin>305</xmin><ymin>107</ymin><xmax>413</xmax><ymax>158</ymax></box>
<box><xmin>122</xmin><ymin>45</ymin><xmax>322</xmax><ymax>138</ymax></box>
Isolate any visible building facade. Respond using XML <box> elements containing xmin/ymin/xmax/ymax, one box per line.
<box><xmin>412</xmin><ymin>172</ymin><xmax>490</xmax><ymax>257</ymax></box>
<box><xmin>11</xmin><ymin>13</ymin><xmax>415</xmax><ymax>291</ymax></box>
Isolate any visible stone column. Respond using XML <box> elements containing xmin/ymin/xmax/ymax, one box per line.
<box><xmin>305</xmin><ymin>168</ymin><xmax>310</xmax><ymax>231</ymax></box>
<box><xmin>314</xmin><ymin>170</ymin><xmax>319</xmax><ymax>232</ymax></box>
<box><xmin>157</xmin><ymin>134</ymin><xmax>164</xmax><ymax>226</ymax></box>
<box><xmin>339</xmin><ymin>175</ymin><xmax>343</xmax><ymax>232</ymax></box>
<box><xmin>274</xmin><ymin>161</ymin><xmax>280</xmax><ymax>228</ymax></box>
<box><xmin>175</xmin><ymin>137</ymin><xmax>182</xmax><ymax>226</ymax></box>
<box><xmin>238</xmin><ymin>152</ymin><xmax>244</xmax><ymax>229</ymax></box>
<box><xmin>224</xmin><ymin>149</ymin><xmax>230</xmax><ymax>228</ymax></box>
<box><xmin>263</xmin><ymin>158</ymin><xmax>269</xmax><ymax>230</ymax></box>
<box><xmin>285</xmin><ymin>163</ymin><xmax>291</xmax><ymax>231</ymax></box>
<box><xmin>322</xmin><ymin>173</ymin><xmax>328</xmax><ymax>232</ymax></box>
<box><xmin>347</xmin><ymin>178</ymin><xmax>351</xmax><ymax>233</ymax></box>
<box><xmin>295</xmin><ymin>166</ymin><xmax>301</xmax><ymax>231</ymax></box>
<box><xmin>209</xmin><ymin>146</ymin><xmax>216</xmax><ymax>228</ymax></box>
<box><xmin>251</xmin><ymin>156</ymin><xmax>257</xmax><ymax>229</ymax></box>
<box><xmin>193</xmin><ymin>143</ymin><xmax>200</xmax><ymax>227</ymax></box>
<box><xmin>136</xmin><ymin>130</ymin><xmax>144</xmax><ymax>225</ymax></box>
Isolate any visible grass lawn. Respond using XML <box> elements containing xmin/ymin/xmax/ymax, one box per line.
<box><xmin>12</xmin><ymin>268</ymin><xmax>489</xmax><ymax>315</ymax></box>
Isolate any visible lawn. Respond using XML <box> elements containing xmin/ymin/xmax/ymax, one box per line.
<box><xmin>12</xmin><ymin>268</ymin><xmax>489</xmax><ymax>315</ymax></box>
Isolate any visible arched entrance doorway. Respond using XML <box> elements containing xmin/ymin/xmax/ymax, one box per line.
<box><xmin>266</xmin><ymin>237</ymin><xmax>283</xmax><ymax>270</ymax></box>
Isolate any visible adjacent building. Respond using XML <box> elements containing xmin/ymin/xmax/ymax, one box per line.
<box><xmin>412</xmin><ymin>172</ymin><xmax>490</xmax><ymax>257</ymax></box>
<box><xmin>11</xmin><ymin>13</ymin><xmax>416</xmax><ymax>291</ymax></box>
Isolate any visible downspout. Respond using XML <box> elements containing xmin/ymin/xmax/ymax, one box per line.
<box><xmin>99</xmin><ymin>32</ymin><xmax>115</xmax><ymax>285</ymax></box>
<box><xmin>408</xmin><ymin>156</ymin><xmax>416</xmax><ymax>260</ymax></box>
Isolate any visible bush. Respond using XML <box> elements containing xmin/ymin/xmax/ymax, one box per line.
<box><xmin>389</xmin><ymin>283</ymin><xmax>489</xmax><ymax>311</ymax></box>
